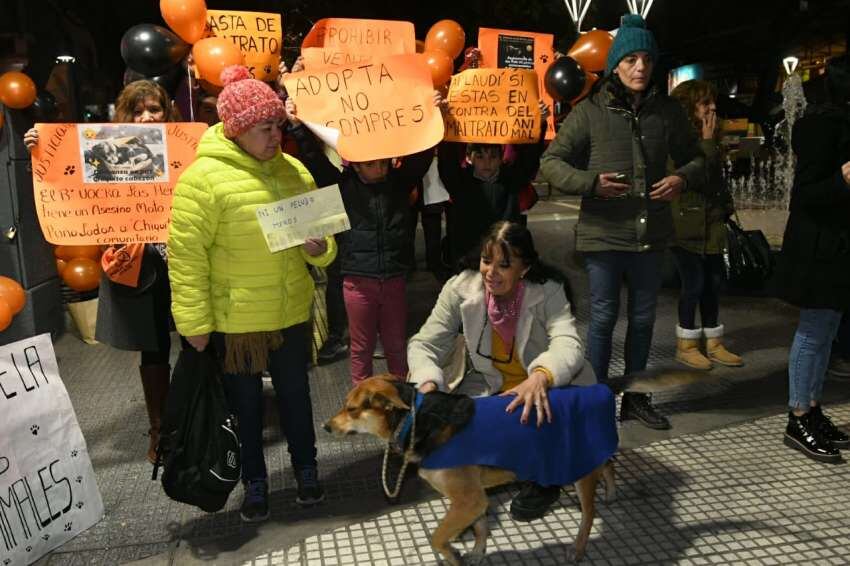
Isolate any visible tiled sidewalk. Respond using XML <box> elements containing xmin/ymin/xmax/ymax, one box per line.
<box><xmin>249</xmin><ymin>403</ymin><xmax>850</xmax><ymax>566</ymax></box>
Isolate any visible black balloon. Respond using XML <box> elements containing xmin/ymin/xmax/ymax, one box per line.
<box><xmin>123</xmin><ymin>65</ymin><xmax>182</xmax><ymax>94</ymax></box>
<box><xmin>120</xmin><ymin>24</ymin><xmax>189</xmax><ymax>77</ymax></box>
<box><xmin>27</xmin><ymin>91</ymin><xmax>59</xmax><ymax>121</ymax></box>
<box><xmin>544</xmin><ymin>57</ymin><xmax>586</xmax><ymax>102</ymax></box>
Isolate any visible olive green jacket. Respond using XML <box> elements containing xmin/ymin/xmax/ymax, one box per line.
<box><xmin>670</xmin><ymin>139</ymin><xmax>734</xmax><ymax>255</ymax></box>
<box><xmin>540</xmin><ymin>83</ymin><xmax>706</xmax><ymax>253</ymax></box>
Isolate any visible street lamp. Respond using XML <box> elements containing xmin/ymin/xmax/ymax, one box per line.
<box><xmin>564</xmin><ymin>0</ymin><xmax>593</xmax><ymax>32</ymax></box>
<box><xmin>627</xmin><ymin>0</ymin><xmax>656</xmax><ymax>19</ymax></box>
<box><xmin>782</xmin><ymin>56</ymin><xmax>799</xmax><ymax>75</ymax></box>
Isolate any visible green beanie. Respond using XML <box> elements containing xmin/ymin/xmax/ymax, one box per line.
<box><xmin>605</xmin><ymin>14</ymin><xmax>659</xmax><ymax>76</ymax></box>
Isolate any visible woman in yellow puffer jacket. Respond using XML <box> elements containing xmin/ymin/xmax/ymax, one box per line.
<box><xmin>168</xmin><ymin>66</ymin><xmax>336</xmax><ymax>523</ymax></box>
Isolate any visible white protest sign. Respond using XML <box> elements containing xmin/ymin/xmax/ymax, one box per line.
<box><xmin>0</xmin><ymin>334</ymin><xmax>104</xmax><ymax>566</ymax></box>
<box><xmin>255</xmin><ymin>185</ymin><xmax>350</xmax><ymax>252</ymax></box>
<box><xmin>423</xmin><ymin>158</ymin><xmax>450</xmax><ymax>206</ymax></box>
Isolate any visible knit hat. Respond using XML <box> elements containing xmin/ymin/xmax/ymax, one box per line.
<box><xmin>605</xmin><ymin>14</ymin><xmax>659</xmax><ymax>76</ymax></box>
<box><xmin>216</xmin><ymin>66</ymin><xmax>285</xmax><ymax>138</ymax></box>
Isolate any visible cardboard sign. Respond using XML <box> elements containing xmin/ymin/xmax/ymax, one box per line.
<box><xmin>0</xmin><ymin>334</ymin><xmax>104</xmax><ymax>566</ymax></box>
<box><xmin>31</xmin><ymin>123</ymin><xmax>207</xmax><ymax>245</ymax></box>
<box><xmin>282</xmin><ymin>54</ymin><xmax>445</xmax><ymax>162</ymax></box>
<box><xmin>444</xmin><ymin>68</ymin><xmax>541</xmax><ymax>144</ymax></box>
<box><xmin>301</xmin><ymin>18</ymin><xmax>415</xmax><ymax>70</ymax></box>
<box><xmin>206</xmin><ymin>10</ymin><xmax>282</xmax><ymax>82</ymax></box>
<box><xmin>255</xmin><ymin>185</ymin><xmax>349</xmax><ymax>252</ymax></box>
<box><xmin>478</xmin><ymin>28</ymin><xmax>555</xmax><ymax>140</ymax></box>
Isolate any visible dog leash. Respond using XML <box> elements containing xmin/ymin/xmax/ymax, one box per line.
<box><xmin>381</xmin><ymin>389</ymin><xmax>422</xmax><ymax>499</ymax></box>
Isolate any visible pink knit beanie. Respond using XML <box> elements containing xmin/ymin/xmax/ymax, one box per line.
<box><xmin>216</xmin><ymin>66</ymin><xmax>285</xmax><ymax>138</ymax></box>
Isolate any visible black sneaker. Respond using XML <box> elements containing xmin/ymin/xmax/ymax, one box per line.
<box><xmin>509</xmin><ymin>482</ymin><xmax>561</xmax><ymax>522</ymax></box>
<box><xmin>784</xmin><ymin>411</ymin><xmax>841</xmax><ymax>463</ymax></box>
<box><xmin>240</xmin><ymin>479</ymin><xmax>270</xmax><ymax>523</ymax></box>
<box><xmin>619</xmin><ymin>392</ymin><xmax>671</xmax><ymax>430</ymax></box>
<box><xmin>810</xmin><ymin>405</ymin><xmax>850</xmax><ymax>449</ymax></box>
<box><xmin>295</xmin><ymin>466</ymin><xmax>325</xmax><ymax>506</ymax></box>
<box><xmin>317</xmin><ymin>336</ymin><xmax>349</xmax><ymax>365</ymax></box>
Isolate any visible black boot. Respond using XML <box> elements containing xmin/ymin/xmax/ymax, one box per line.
<box><xmin>784</xmin><ymin>411</ymin><xmax>841</xmax><ymax>463</ymax></box>
<box><xmin>619</xmin><ymin>392</ymin><xmax>670</xmax><ymax>430</ymax></box>
<box><xmin>509</xmin><ymin>482</ymin><xmax>561</xmax><ymax>522</ymax></box>
<box><xmin>809</xmin><ymin>405</ymin><xmax>850</xmax><ymax>449</ymax></box>
<box><xmin>317</xmin><ymin>335</ymin><xmax>349</xmax><ymax>365</ymax></box>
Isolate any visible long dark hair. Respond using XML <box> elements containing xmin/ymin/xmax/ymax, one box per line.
<box><xmin>462</xmin><ymin>221</ymin><xmax>575</xmax><ymax>311</ymax></box>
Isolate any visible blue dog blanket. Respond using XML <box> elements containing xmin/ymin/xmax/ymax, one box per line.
<box><xmin>420</xmin><ymin>385</ymin><xmax>618</xmax><ymax>486</ymax></box>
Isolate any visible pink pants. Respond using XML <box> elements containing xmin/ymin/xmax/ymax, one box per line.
<box><xmin>343</xmin><ymin>275</ymin><xmax>408</xmax><ymax>384</ymax></box>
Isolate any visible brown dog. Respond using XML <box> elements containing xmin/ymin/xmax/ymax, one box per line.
<box><xmin>325</xmin><ymin>371</ymin><xmax>699</xmax><ymax>564</ymax></box>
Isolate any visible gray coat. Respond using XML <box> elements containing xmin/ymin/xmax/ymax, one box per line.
<box><xmin>407</xmin><ymin>271</ymin><xmax>595</xmax><ymax>393</ymax></box>
<box><xmin>540</xmin><ymin>82</ymin><xmax>705</xmax><ymax>253</ymax></box>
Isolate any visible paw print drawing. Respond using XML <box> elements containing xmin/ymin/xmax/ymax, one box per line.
<box><xmin>76</xmin><ymin>476</ymin><xmax>83</xmax><ymax>483</ymax></box>
<box><xmin>25</xmin><ymin>545</ymin><xmax>32</xmax><ymax>552</ymax></box>
<box><xmin>539</xmin><ymin>54</ymin><xmax>549</xmax><ymax>64</ymax></box>
<box><xmin>170</xmin><ymin>160</ymin><xmax>182</xmax><ymax>169</ymax></box>
<box><xmin>41</xmin><ymin>534</ymin><xmax>49</xmax><ymax>541</ymax></box>
<box><xmin>5</xmin><ymin>558</ymin><xmax>12</xmax><ymax>564</ymax></box>
<box><xmin>264</xmin><ymin>64</ymin><xmax>273</xmax><ymax>75</ymax></box>
<box><xmin>30</xmin><ymin>424</ymin><xmax>39</xmax><ymax>436</ymax></box>
<box><xmin>75</xmin><ymin>501</ymin><xmax>84</xmax><ymax>509</ymax></box>
<box><xmin>64</xmin><ymin>165</ymin><xmax>76</xmax><ymax>175</ymax></box>
<box><xmin>71</xmin><ymin>450</ymin><xmax>78</xmax><ymax>458</ymax></box>
<box><xmin>64</xmin><ymin>522</ymin><xmax>72</xmax><ymax>531</ymax></box>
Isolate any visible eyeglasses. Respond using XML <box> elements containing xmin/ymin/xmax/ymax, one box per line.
<box><xmin>475</xmin><ymin>311</ymin><xmax>514</xmax><ymax>364</ymax></box>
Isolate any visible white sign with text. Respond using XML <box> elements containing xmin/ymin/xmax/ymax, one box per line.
<box><xmin>255</xmin><ymin>185</ymin><xmax>350</xmax><ymax>252</ymax></box>
<box><xmin>0</xmin><ymin>334</ymin><xmax>104</xmax><ymax>566</ymax></box>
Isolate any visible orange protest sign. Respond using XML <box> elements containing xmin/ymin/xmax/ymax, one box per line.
<box><xmin>478</xmin><ymin>28</ymin><xmax>555</xmax><ymax>140</ymax></box>
<box><xmin>300</xmin><ymin>18</ymin><xmax>415</xmax><ymax>70</ymax></box>
<box><xmin>31</xmin><ymin>122</ymin><xmax>208</xmax><ymax>245</ymax></box>
<box><xmin>206</xmin><ymin>10</ymin><xmax>282</xmax><ymax>81</ymax></box>
<box><xmin>282</xmin><ymin>54</ymin><xmax>444</xmax><ymax>162</ymax></box>
<box><xmin>444</xmin><ymin>68</ymin><xmax>541</xmax><ymax>144</ymax></box>
<box><xmin>101</xmin><ymin>243</ymin><xmax>144</xmax><ymax>287</ymax></box>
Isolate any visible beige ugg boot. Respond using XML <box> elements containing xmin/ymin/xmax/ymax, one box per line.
<box><xmin>704</xmin><ymin>325</ymin><xmax>744</xmax><ymax>367</ymax></box>
<box><xmin>675</xmin><ymin>325</ymin><xmax>712</xmax><ymax>370</ymax></box>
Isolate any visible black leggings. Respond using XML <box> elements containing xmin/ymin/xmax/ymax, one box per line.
<box><xmin>671</xmin><ymin>247</ymin><xmax>724</xmax><ymax>330</ymax></box>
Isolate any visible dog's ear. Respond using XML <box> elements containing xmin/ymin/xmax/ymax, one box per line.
<box><xmin>369</xmin><ymin>390</ymin><xmax>410</xmax><ymax>412</ymax></box>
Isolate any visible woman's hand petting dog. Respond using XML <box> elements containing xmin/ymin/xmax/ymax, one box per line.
<box><xmin>500</xmin><ymin>370</ymin><xmax>552</xmax><ymax>427</ymax></box>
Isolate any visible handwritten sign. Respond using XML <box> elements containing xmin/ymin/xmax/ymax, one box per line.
<box><xmin>206</xmin><ymin>10</ymin><xmax>282</xmax><ymax>81</ymax></box>
<box><xmin>301</xmin><ymin>18</ymin><xmax>415</xmax><ymax>70</ymax></box>
<box><xmin>478</xmin><ymin>28</ymin><xmax>555</xmax><ymax>140</ymax></box>
<box><xmin>282</xmin><ymin>54</ymin><xmax>444</xmax><ymax>162</ymax></box>
<box><xmin>0</xmin><ymin>334</ymin><xmax>104</xmax><ymax>566</ymax></box>
<box><xmin>255</xmin><ymin>185</ymin><xmax>349</xmax><ymax>252</ymax></box>
<box><xmin>31</xmin><ymin>122</ymin><xmax>207</xmax><ymax>246</ymax></box>
<box><xmin>444</xmin><ymin>68</ymin><xmax>541</xmax><ymax>144</ymax></box>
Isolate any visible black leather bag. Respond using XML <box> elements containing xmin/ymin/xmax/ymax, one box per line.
<box><xmin>723</xmin><ymin>215</ymin><xmax>774</xmax><ymax>289</ymax></box>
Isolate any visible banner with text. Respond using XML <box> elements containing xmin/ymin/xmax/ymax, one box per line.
<box><xmin>301</xmin><ymin>18</ymin><xmax>415</xmax><ymax>70</ymax></box>
<box><xmin>31</xmin><ymin>123</ymin><xmax>207</xmax><ymax>245</ymax></box>
<box><xmin>0</xmin><ymin>334</ymin><xmax>104</xmax><ymax>566</ymax></box>
<box><xmin>444</xmin><ymin>68</ymin><xmax>541</xmax><ymax>144</ymax></box>
<box><xmin>255</xmin><ymin>185</ymin><xmax>349</xmax><ymax>252</ymax></box>
<box><xmin>282</xmin><ymin>54</ymin><xmax>444</xmax><ymax>162</ymax></box>
<box><xmin>206</xmin><ymin>10</ymin><xmax>282</xmax><ymax>82</ymax></box>
<box><xmin>478</xmin><ymin>28</ymin><xmax>555</xmax><ymax>140</ymax></box>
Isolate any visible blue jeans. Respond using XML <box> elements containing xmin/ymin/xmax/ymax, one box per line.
<box><xmin>788</xmin><ymin>309</ymin><xmax>843</xmax><ymax>409</ymax></box>
<box><xmin>584</xmin><ymin>251</ymin><xmax>663</xmax><ymax>381</ymax></box>
<box><xmin>216</xmin><ymin>323</ymin><xmax>318</xmax><ymax>482</ymax></box>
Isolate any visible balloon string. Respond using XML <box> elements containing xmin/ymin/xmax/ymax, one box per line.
<box><xmin>187</xmin><ymin>63</ymin><xmax>195</xmax><ymax>122</ymax></box>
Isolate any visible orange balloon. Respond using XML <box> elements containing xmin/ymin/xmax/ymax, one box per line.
<box><xmin>415</xmin><ymin>39</ymin><xmax>426</xmax><ymax>54</ymax></box>
<box><xmin>425</xmin><ymin>20</ymin><xmax>466</xmax><ymax>60</ymax></box>
<box><xmin>567</xmin><ymin>30</ymin><xmax>614</xmax><ymax>74</ymax></box>
<box><xmin>422</xmin><ymin>50</ymin><xmax>453</xmax><ymax>88</ymax></box>
<box><xmin>62</xmin><ymin>258</ymin><xmax>101</xmax><ymax>292</ymax></box>
<box><xmin>54</xmin><ymin>245</ymin><xmax>102</xmax><ymax>262</ymax></box>
<box><xmin>0</xmin><ymin>72</ymin><xmax>37</xmax><ymax>109</ymax></box>
<box><xmin>192</xmin><ymin>37</ymin><xmax>245</xmax><ymax>86</ymax></box>
<box><xmin>0</xmin><ymin>276</ymin><xmax>25</xmax><ymax>315</ymax></box>
<box><xmin>160</xmin><ymin>0</ymin><xmax>208</xmax><ymax>44</ymax></box>
<box><xmin>56</xmin><ymin>258</ymin><xmax>68</xmax><ymax>276</ymax></box>
<box><xmin>0</xmin><ymin>299</ymin><xmax>11</xmax><ymax>332</ymax></box>
<box><xmin>570</xmin><ymin>71</ymin><xmax>599</xmax><ymax>105</ymax></box>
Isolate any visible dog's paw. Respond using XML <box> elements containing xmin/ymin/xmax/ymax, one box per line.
<box><xmin>464</xmin><ymin>551</ymin><xmax>486</xmax><ymax>565</ymax></box>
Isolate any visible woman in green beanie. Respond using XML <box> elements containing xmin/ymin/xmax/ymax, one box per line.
<box><xmin>540</xmin><ymin>14</ymin><xmax>706</xmax><ymax>430</ymax></box>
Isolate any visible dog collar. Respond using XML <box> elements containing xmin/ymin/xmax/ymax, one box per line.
<box><xmin>396</xmin><ymin>392</ymin><xmax>424</xmax><ymax>450</ymax></box>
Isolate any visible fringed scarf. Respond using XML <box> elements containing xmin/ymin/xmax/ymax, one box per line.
<box><xmin>223</xmin><ymin>331</ymin><xmax>284</xmax><ymax>375</ymax></box>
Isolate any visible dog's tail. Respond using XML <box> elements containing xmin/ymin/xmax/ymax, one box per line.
<box><xmin>605</xmin><ymin>367</ymin><xmax>709</xmax><ymax>394</ymax></box>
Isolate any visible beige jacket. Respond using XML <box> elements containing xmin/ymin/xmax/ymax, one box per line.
<box><xmin>407</xmin><ymin>271</ymin><xmax>595</xmax><ymax>393</ymax></box>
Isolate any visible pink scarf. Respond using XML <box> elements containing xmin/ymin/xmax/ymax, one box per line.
<box><xmin>486</xmin><ymin>280</ymin><xmax>525</xmax><ymax>347</ymax></box>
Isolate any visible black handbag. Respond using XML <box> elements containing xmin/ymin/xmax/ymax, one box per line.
<box><xmin>723</xmin><ymin>213</ymin><xmax>774</xmax><ymax>289</ymax></box>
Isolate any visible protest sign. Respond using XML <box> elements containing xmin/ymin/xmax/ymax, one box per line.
<box><xmin>282</xmin><ymin>54</ymin><xmax>445</xmax><ymax>162</ymax></box>
<box><xmin>31</xmin><ymin>122</ymin><xmax>207</xmax><ymax>245</ymax></box>
<box><xmin>444</xmin><ymin>68</ymin><xmax>541</xmax><ymax>144</ymax></box>
<box><xmin>301</xmin><ymin>18</ymin><xmax>415</xmax><ymax>70</ymax></box>
<box><xmin>255</xmin><ymin>185</ymin><xmax>350</xmax><ymax>252</ymax></box>
<box><xmin>478</xmin><ymin>28</ymin><xmax>555</xmax><ymax>140</ymax></box>
<box><xmin>0</xmin><ymin>334</ymin><xmax>104</xmax><ymax>566</ymax></box>
<box><xmin>206</xmin><ymin>10</ymin><xmax>282</xmax><ymax>81</ymax></box>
